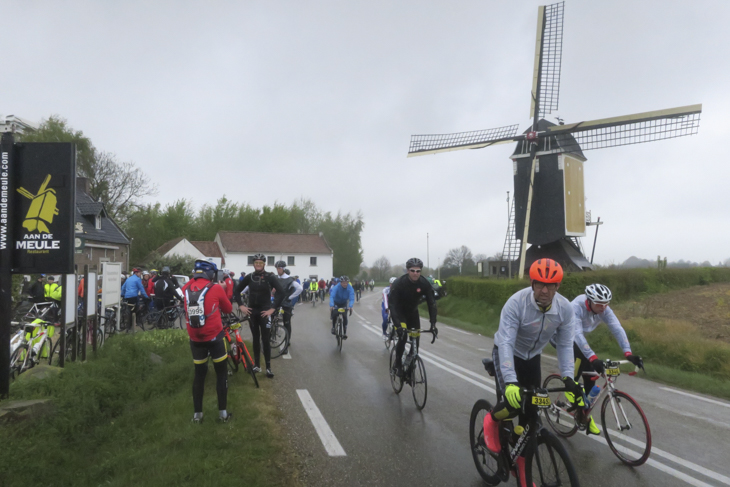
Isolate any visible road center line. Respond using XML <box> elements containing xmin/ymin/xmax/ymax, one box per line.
<box><xmin>296</xmin><ymin>389</ymin><xmax>346</xmax><ymax>457</ymax></box>
<box><xmin>659</xmin><ymin>387</ymin><xmax>730</xmax><ymax>409</ymax></box>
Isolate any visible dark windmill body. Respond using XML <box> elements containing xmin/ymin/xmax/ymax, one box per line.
<box><xmin>407</xmin><ymin>2</ymin><xmax>702</xmax><ymax>276</ymax></box>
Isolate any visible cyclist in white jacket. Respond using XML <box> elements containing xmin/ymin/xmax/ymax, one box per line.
<box><xmin>483</xmin><ymin>259</ymin><xmax>582</xmax><ymax>487</ymax></box>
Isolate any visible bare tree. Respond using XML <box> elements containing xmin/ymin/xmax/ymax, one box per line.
<box><xmin>444</xmin><ymin>246</ymin><xmax>473</xmax><ymax>274</ymax></box>
<box><xmin>371</xmin><ymin>256</ymin><xmax>391</xmax><ymax>281</ymax></box>
<box><xmin>473</xmin><ymin>253</ymin><xmax>488</xmax><ymax>263</ymax></box>
<box><xmin>90</xmin><ymin>151</ymin><xmax>158</xmax><ymax>225</ymax></box>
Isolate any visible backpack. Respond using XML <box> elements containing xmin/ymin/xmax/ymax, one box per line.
<box><xmin>185</xmin><ymin>281</ymin><xmax>216</xmax><ymax>328</ymax></box>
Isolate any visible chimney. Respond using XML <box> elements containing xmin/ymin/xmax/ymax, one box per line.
<box><xmin>76</xmin><ymin>177</ymin><xmax>91</xmax><ymax>195</ymax></box>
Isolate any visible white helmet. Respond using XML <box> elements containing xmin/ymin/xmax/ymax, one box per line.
<box><xmin>585</xmin><ymin>283</ymin><xmax>612</xmax><ymax>304</ymax></box>
<box><xmin>389</xmin><ymin>277</ymin><xmax>397</xmax><ymax>284</ymax></box>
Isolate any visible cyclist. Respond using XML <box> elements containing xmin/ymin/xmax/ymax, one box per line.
<box><xmin>275</xmin><ymin>261</ymin><xmax>303</xmax><ymax>354</ymax></box>
<box><xmin>309</xmin><ymin>278</ymin><xmax>319</xmax><ymax>303</ymax></box>
<box><xmin>389</xmin><ymin>258</ymin><xmax>438</xmax><ymax>378</ymax></box>
<box><xmin>29</xmin><ymin>275</ymin><xmax>46</xmax><ymax>304</ymax></box>
<box><xmin>154</xmin><ymin>266</ymin><xmax>181</xmax><ymax>310</ymax></box>
<box><xmin>329</xmin><ymin>276</ymin><xmax>355</xmax><ymax>338</ymax></box>
<box><xmin>568</xmin><ymin>283</ymin><xmax>643</xmax><ymax>435</ymax></box>
<box><xmin>318</xmin><ymin>277</ymin><xmax>326</xmax><ymax>301</ymax></box>
<box><xmin>369</xmin><ymin>279</ymin><xmax>374</xmax><ymax>291</ymax></box>
<box><xmin>233</xmin><ymin>254</ymin><xmax>289</xmax><ymax>379</ymax></box>
<box><xmin>353</xmin><ymin>279</ymin><xmax>362</xmax><ymax>302</ymax></box>
<box><xmin>381</xmin><ymin>277</ymin><xmax>397</xmax><ymax>340</ymax></box>
<box><xmin>182</xmin><ymin>259</ymin><xmax>233</xmax><ymax>424</ymax></box>
<box><xmin>121</xmin><ymin>268</ymin><xmax>149</xmax><ymax>323</ymax></box>
<box><xmin>221</xmin><ymin>268</ymin><xmax>235</xmax><ymax>303</ymax></box>
<box><xmin>482</xmin><ymin>259</ymin><xmax>582</xmax><ymax>487</ymax></box>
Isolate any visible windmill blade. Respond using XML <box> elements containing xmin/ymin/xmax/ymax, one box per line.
<box><xmin>407</xmin><ymin>124</ymin><xmax>521</xmax><ymax>157</ymax></box>
<box><xmin>546</xmin><ymin>104</ymin><xmax>702</xmax><ymax>151</ymax></box>
<box><xmin>530</xmin><ymin>1</ymin><xmax>564</xmax><ymax>122</ymax></box>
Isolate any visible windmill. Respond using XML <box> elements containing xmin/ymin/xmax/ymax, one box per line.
<box><xmin>407</xmin><ymin>2</ymin><xmax>701</xmax><ymax>276</ymax></box>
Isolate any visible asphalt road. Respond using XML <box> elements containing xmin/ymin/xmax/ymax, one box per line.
<box><xmin>244</xmin><ymin>288</ymin><xmax>730</xmax><ymax>487</ymax></box>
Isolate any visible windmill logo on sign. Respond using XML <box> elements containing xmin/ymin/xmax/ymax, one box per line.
<box><xmin>16</xmin><ymin>174</ymin><xmax>59</xmax><ymax>234</ymax></box>
<box><xmin>407</xmin><ymin>1</ymin><xmax>701</xmax><ymax>276</ymax></box>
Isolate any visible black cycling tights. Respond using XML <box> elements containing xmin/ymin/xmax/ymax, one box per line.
<box><xmin>193</xmin><ymin>360</ymin><xmax>228</xmax><ymax>413</ymax></box>
<box><xmin>249</xmin><ymin>312</ymin><xmax>271</xmax><ymax>368</ymax></box>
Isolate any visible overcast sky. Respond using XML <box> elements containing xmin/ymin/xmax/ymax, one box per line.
<box><xmin>3</xmin><ymin>1</ymin><xmax>728</xmax><ymax>268</ymax></box>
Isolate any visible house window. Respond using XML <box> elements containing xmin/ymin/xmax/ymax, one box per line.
<box><xmin>95</xmin><ymin>215</ymin><xmax>102</xmax><ymax>230</ymax></box>
<box><xmin>287</xmin><ymin>256</ymin><xmax>295</xmax><ymax>266</ymax></box>
<box><xmin>310</xmin><ymin>256</ymin><xmax>317</xmax><ymax>266</ymax></box>
<box><xmin>247</xmin><ymin>256</ymin><xmax>255</xmax><ymax>265</ymax></box>
<box><xmin>267</xmin><ymin>256</ymin><xmax>275</xmax><ymax>266</ymax></box>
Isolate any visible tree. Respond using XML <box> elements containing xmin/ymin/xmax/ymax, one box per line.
<box><xmin>443</xmin><ymin>246</ymin><xmax>474</xmax><ymax>275</ymax></box>
<box><xmin>371</xmin><ymin>256</ymin><xmax>391</xmax><ymax>281</ymax></box>
<box><xmin>19</xmin><ymin>116</ymin><xmax>158</xmax><ymax>225</ymax></box>
<box><xmin>143</xmin><ymin>252</ymin><xmax>197</xmax><ymax>276</ymax></box>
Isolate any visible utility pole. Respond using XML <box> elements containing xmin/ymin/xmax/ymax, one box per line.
<box><xmin>427</xmin><ymin>233</ymin><xmax>430</xmax><ymax>271</ymax></box>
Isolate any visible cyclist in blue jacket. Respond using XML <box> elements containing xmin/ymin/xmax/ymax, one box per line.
<box><xmin>329</xmin><ymin>276</ymin><xmax>355</xmax><ymax>338</ymax></box>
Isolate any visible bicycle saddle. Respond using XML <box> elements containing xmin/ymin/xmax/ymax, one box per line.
<box><xmin>482</xmin><ymin>358</ymin><xmax>496</xmax><ymax>377</ymax></box>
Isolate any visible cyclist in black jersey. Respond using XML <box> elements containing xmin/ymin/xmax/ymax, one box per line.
<box><xmin>389</xmin><ymin>257</ymin><xmax>438</xmax><ymax>377</ymax></box>
<box><xmin>233</xmin><ymin>253</ymin><xmax>290</xmax><ymax>378</ymax></box>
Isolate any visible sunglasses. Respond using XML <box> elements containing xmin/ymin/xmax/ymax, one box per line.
<box><xmin>408</xmin><ymin>269</ymin><xmax>422</xmax><ymax>273</ymax></box>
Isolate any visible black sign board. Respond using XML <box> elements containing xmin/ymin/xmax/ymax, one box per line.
<box><xmin>12</xmin><ymin>143</ymin><xmax>76</xmax><ymax>274</ymax></box>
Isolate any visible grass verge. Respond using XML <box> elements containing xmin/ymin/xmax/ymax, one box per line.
<box><xmin>0</xmin><ymin>330</ymin><xmax>299</xmax><ymax>487</ymax></box>
<box><xmin>422</xmin><ymin>295</ymin><xmax>730</xmax><ymax>401</ymax></box>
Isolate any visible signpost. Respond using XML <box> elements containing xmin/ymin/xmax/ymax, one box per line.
<box><xmin>0</xmin><ymin>134</ymin><xmax>76</xmax><ymax>398</ymax></box>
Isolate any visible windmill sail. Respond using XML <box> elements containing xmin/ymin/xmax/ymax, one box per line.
<box><xmin>407</xmin><ymin>124</ymin><xmax>520</xmax><ymax>157</ymax></box>
<box><xmin>530</xmin><ymin>1</ymin><xmax>564</xmax><ymax>121</ymax></box>
<box><xmin>546</xmin><ymin>104</ymin><xmax>702</xmax><ymax>151</ymax></box>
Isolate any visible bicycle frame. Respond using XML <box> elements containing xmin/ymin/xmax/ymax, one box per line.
<box><xmin>581</xmin><ymin>359</ymin><xmax>636</xmax><ymax>431</ymax></box>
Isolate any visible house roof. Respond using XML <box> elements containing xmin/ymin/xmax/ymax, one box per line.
<box><xmin>153</xmin><ymin>237</ymin><xmax>185</xmax><ymax>257</ymax></box>
<box><xmin>75</xmin><ymin>190</ymin><xmax>130</xmax><ymax>245</ymax></box>
<box><xmin>191</xmin><ymin>241</ymin><xmax>224</xmax><ymax>259</ymax></box>
<box><xmin>218</xmin><ymin>231</ymin><xmax>332</xmax><ymax>254</ymax></box>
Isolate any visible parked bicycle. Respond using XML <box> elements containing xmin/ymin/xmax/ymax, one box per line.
<box><xmin>470</xmin><ymin>358</ymin><xmax>580</xmax><ymax>486</ymax></box>
<box><xmin>145</xmin><ymin>301</ymin><xmax>184</xmax><ymax>330</ymax></box>
<box><xmin>9</xmin><ymin>320</ymin><xmax>55</xmax><ymax>380</ymax></box>
<box><xmin>388</xmin><ymin>327</ymin><xmax>437</xmax><ymax>410</ymax></box>
<box><xmin>222</xmin><ymin>315</ymin><xmax>259</xmax><ymax>388</ymax></box>
<box><xmin>268</xmin><ymin>308</ymin><xmax>289</xmax><ymax>359</ymax></box>
<box><xmin>542</xmin><ymin>358</ymin><xmax>651</xmax><ymax>466</ymax></box>
<box><xmin>120</xmin><ymin>298</ymin><xmax>148</xmax><ymax>332</ymax></box>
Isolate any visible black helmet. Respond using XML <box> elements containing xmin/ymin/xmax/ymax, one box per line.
<box><xmin>284</xmin><ymin>269</ymin><xmax>291</xmax><ymax>275</ymax></box>
<box><xmin>339</xmin><ymin>275</ymin><xmax>349</xmax><ymax>282</ymax></box>
<box><xmin>406</xmin><ymin>257</ymin><xmax>424</xmax><ymax>269</ymax></box>
<box><xmin>274</xmin><ymin>260</ymin><xmax>287</xmax><ymax>268</ymax></box>
<box><xmin>252</xmin><ymin>253</ymin><xmax>266</xmax><ymax>262</ymax></box>
<box><xmin>161</xmin><ymin>266</ymin><xmax>171</xmax><ymax>276</ymax></box>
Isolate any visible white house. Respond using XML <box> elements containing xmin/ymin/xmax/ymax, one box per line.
<box><xmin>150</xmin><ymin>237</ymin><xmax>224</xmax><ymax>268</ymax></box>
<box><xmin>215</xmin><ymin>231</ymin><xmax>333</xmax><ymax>279</ymax></box>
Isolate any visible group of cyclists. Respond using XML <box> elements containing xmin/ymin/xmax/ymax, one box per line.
<box><xmin>299</xmin><ymin>276</ymin><xmax>375</xmax><ymax>304</ymax></box>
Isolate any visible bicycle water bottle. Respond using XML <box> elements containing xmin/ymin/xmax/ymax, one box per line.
<box><xmin>587</xmin><ymin>385</ymin><xmax>601</xmax><ymax>407</ymax></box>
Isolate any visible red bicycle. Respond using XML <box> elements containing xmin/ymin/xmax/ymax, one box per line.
<box><xmin>222</xmin><ymin>315</ymin><xmax>259</xmax><ymax>388</ymax></box>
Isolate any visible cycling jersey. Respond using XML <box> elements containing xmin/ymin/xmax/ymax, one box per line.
<box><xmin>382</xmin><ymin>286</ymin><xmax>390</xmax><ymax>309</ymax></box>
<box><xmin>121</xmin><ymin>274</ymin><xmax>149</xmax><ymax>299</ymax></box>
<box><xmin>330</xmin><ymin>283</ymin><xmax>355</xmax><ymax>308</ymax></box>
<box><xmin>571</xmin><ymin>294</ymin><xmax>631</xmax><ymax>359</ymax></box>
<box><xmin>277</xmin><ymin>274</ymin><xmax>303</xmax><ymax>307</ymax></box>
<box><xmin>234</xmin><ymin>271</ymin><xmax>288</xmax><ymax>310</ymax></box>
<box><xmin>493</xmin><ymin>287</ymin><xmax>575</xmax><ymax>383</ymax></box>
<box><xmin>309</xmin><ymin>281</ymin><xmax>319</xmax><ymax>292</ymax></box>
<box><xmin>182</xmin><ymin>277</ymin><xmax>232</xmax><ymax>342</ymax></box>
<box><xmin>388</xmin><ymin>274</ymin><xmax>437</xmax><ymax>325</ymax></box>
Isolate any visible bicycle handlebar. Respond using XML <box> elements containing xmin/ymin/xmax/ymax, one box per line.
<box><xmin>397</xmin><ymin>327</ymin><xmax>438</xmax><ymax>344</ymax></box>
<box><xmin>583</xmin><ymin>358</ymin><xmax>644</xmax><ymax>377</ymax></box>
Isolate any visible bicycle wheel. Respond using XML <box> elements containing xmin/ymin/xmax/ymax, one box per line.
<box><xmin>526</xmin><ymin>429</ymin><xmax>580</xmax><ymax>487</ymax></box>
<box><xmin>269</xmin><ymin>320</ymin><xmax>289</xmax><ymax>359</ymax></box>
<box><xmin>337</xmin><ymin>319</ymin><xmax>343</xmax><ymax>352</ymax></box>
<box><xmin>224</xmin><ymin>336</ymin><xmax>239</xmax><ymax>373</ymax></box>
<box><xmin>385</xmin><ymin>323</ymin><xmax>394</xmax><ymax>350</ymax></box>
<box><xmin>389</xmin><ymin>347</ymin><xmax>403</xmax><ymax>394</ymax></box>
<box><xmin>242</xmin><ymin>343</ymin><xmax>260</xmax><ymax>388</ymax></box>
<box><xmin>469</xmin><ymin>399</ymin><xmax>500</xmax><ymax>485</ymax></box>
<box><xmin>48</xmin><ymin>336</ymin><xmax>72</xmax><ymax>366</ymax></box>
<box><xmin>39</xmin><ymin>338</ymin><xmax>53</xmax><ymax>363</ymax></box>
<box><xmin>9</xmin><ymin>345</ymin><xmax>28</xmax><ymax>380</ymax></box>
<box><xmin>96</xmin><ymin>327</ymin><xmax>105</xmax><ymax>349</ymax></box>
<box><xmin>542</xmin><ymin>373</ymin><xmax>579</xmax><ymax>437</ymax></box>
<box><xmin>411</xmin><ymin>356</ymin><xmax>428</xmax><ymax>409</ymax></box>
<box><xmin>601</xmin><ymin>390</ymin><xmax>652</xmax><ymax>466</ymax></box>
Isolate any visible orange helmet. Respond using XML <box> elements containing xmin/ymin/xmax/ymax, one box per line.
<box><xmin>529</xmin><ymin>259</ymin><xmax>563</xmax><ymax>283</ymax></box>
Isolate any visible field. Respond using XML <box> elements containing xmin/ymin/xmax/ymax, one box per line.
<box><xmin>422</xmin><ymin>281</ymin><xmax>730</xmax><ymax>399</ymax></box>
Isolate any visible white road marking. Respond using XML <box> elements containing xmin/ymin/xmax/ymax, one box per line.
<box><xmin>358</xmin><ymin>314</ymin><xmax>728</xmax><ymax>486</ymax></box>
<box><xmin>296</xmin><ymin>389</ymin><xmax>346</xmax><ymax>457</ymax></box>
<box><xmin>283</xmin><ymin>351</ymin><xmax>292</xmax><ymax>359</ymax></box>
<box><xmin>659</xmin><ymin>387</ymin><xmax>730</xmax><ymax>409</ymax></box>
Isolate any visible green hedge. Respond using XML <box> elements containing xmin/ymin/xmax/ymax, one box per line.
<box><xmin>448</xmin><ymin>267</ymin><xmax>730</xmax><ymax>305</ymax></box>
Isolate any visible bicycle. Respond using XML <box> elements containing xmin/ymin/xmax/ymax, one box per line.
<box><xmin>355</xmin><ymin>287</ymin><xmax>361</xmax><ymax>303</ymax></box>
<box><xmin>145</xmin><ymin>301</ymin><xmax>183</xmax><ymax>330</ymax></box>
<box><xmin>470</xmin><ymin>358</ymin><xmax>580</xmax><ymax>486</ymax></box>
<box><xmin>9</xmin><ymin>320</ymin><xmax>55</xmax><ymax>380</ymax></box>
<box><xmin>268</xmin><ymin>308</ymin><xmax>290</xmax><ymax>359</ymax></box>
<box><xmin>384</xmin><ymin>315</ymin><xmax>395</xmax><ymax>350</ymax></box>
<box><xmin>120</xmin><ymin>298</ymin><xmax>148</xmax><ymax>332</ymax></box>
<box><xmin>332</xmin><ymin>307</ymin><xmax>350</xmax><ymax>352</ymax></box>
<box><xmin>388</xmin><ymin>327</ymin><xmax>437</xmax><ymax>410</ymax></box>
<box><xmin>542</xmin><ymin>358</ymin><xmax>651</xmax><ymax>466</ymax></box>
<box><xmin>222</xmin><ymin>316</ymin><xmax>259</xmax><ymax>388</ymax></box>
<box><xmin>311</xmin><ymin>289</ymin><xmax>318</xmax><ymax>307</ymax></box>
